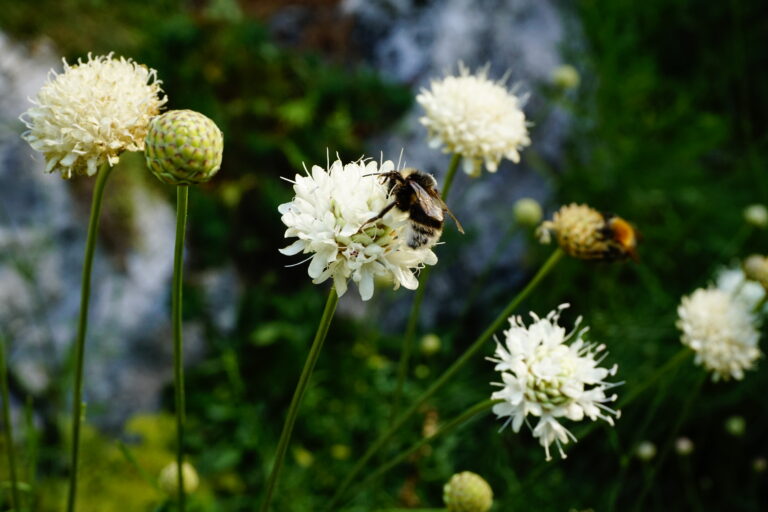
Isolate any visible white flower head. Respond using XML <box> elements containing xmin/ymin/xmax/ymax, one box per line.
<box><xmin>677</xmin><ymin>286</ymin><xmax>762</xmax><ymax>381</ymax></box>
<box><xmin>416</xmin><ymin>63</ymin><xmax>531</xmax><ymax>176</ymax></box>
<box><xmin>278</xmin><ymin>157</ymin><xmax>438</xmax><ymax>301</ymax></box>
<box><xmin>489</xmin><ymin>304</ymin><xmax>620</xmax><ymax>461</ymax></box>
<box><xmin>20</xmin><ymin>52</ymin><xmax>167</xmax><ymax>179</ymax></box>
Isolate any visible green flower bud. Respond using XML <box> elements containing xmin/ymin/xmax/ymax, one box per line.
<box><xmin>725</xmin><ymin>415</ymin><xmax>746</xmax><ymax>437</ymax></box>
<box><xmin>158</xmin><ymin>461</ymin><xmax>200</xmax><ymax>495</ymax></box>
<box><xmin>513</xmin><ymin>197</ymin><xmax>543</xmax><ymax>227</ymax></box>
<box><xmin>443</xmin><ymin>471</ymin><xmax>493</xmax><ymax>512</ymax></box>
<box><xmin>145</xmin><ymin>109</ymin><xmax>223</xmax><ymax>186</ymax></box>
<box><xmin>420</xmin><ymin>333</ymin><xmax>441</xmax><ymax>356</ymax></box>
<box><xmin>636</xmin><ymin>441</ymin><xmax>657</xmax><ymax>461</ymax></box>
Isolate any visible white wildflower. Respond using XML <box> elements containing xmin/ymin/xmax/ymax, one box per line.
<box><xmin>416</xmin><ymin>63</ymin><xmax>530</xmax><ymax>176</ymax></box>
<box><xmin>489</xmin><ymin>304</ymin><xmax>620</xmax><ymax>461</ymax></box>
<box><xmin>676</xmin><ymin>287</ymin><xmax>761</xmax><ymax>381</ymax></box>
<box><xmin>715</xmin><ymin>266</ymin><xmax>765</xmax><ymax>311</ymax></box>
<box><xmin>278</xmin><ymin>157</ymin><xmax>437</xmax><ymax>301</ymax></box>
<box><xmin>20</xmin><ymin>53</ymin><xmax>167</xmax><ymax>179</ymax></box>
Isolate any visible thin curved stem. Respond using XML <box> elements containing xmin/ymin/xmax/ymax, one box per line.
<box><xmin>391</xmin><ymin>153</ymin><xmax>461</xmax><ymax>422</ymax></box>
<box><xmin>172</xmin><ymin>185</ymin><xmax>189</xmax><ymax>510</ymax></box>
<box><xmin>1</xmin><ymin>335</ymin><xmax>21</xmax><ymax>511</ymax></box>
<box><xmin>66</xmin><ymin>162</ymin><xmax>114</xmax><ymax>512</ymax></box>
<box><xmin>260</xmin><ymin>287</ymin><xmax>339</xmax><ymax>512</ymax></box>
<box><xmin>349</xmin><ymin>399</ymin><xmax>500</xmax><ymax>505</ymax></box>
<box><xmin>327</xmin><ymin>249</ymin><xmax>564</xmax><ymax>510</ymax></box>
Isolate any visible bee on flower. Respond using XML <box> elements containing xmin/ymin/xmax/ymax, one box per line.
<box><xmin>537</xmin><ymin>203</ymin><xmax>638</xmax><ymax>261</ymax></box>
<box><xmin>278</xmin><ymin>157</ymin><xmax>438</xmax><ymax>301</ymax></box>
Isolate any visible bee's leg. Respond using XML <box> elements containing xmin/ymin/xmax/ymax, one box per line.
<box><xmin>355</xmin><ymin>201</ymin><xmax>397</xmax><ymax>234</ymax></box>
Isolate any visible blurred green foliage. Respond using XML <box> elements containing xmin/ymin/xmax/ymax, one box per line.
<box><xmin>1</xmin><ymin>0</ymin><xmax>767</xmax><ymax>511</ymax></box>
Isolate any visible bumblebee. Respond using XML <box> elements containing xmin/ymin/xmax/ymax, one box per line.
<box><xmin>600</xmin><ymin>214</ymin><xmax>639</xmax><ymax>261</ymax></box>
<box><xmin>360</xmin><ymin>168</ymin><xmax>464</xmax><ymax>249</ymax></box>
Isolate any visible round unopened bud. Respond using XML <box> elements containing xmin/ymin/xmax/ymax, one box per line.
<box><xmin>743</xmin><ymin>255</ymin><xmax>768</xmax><ymax>289</ymax></box>
<box><xmin>443</xmin><ymin>471</ymin><xmax>493</xmax><ymax>512</ymax></box>
<box><xmin>552</xmin><ymin>64</ymin><xmax>580</xmax><ymax>90</ymax></box>
<box><xmin>675</xmin><ymin>437</ymin><xmax>694</xmax><ymax>456</ymax></box>
<box><xmin>753</xmin><ymin>457</ymin><xmax>767</xmax><ymax>473</ymax></box>
<box><xmin>420</xmin><ymin>333</ymin><xmax>441</xmax><ymax>356</ymax></box>
<box><xmin>513</xmin><ymin>197</ymin><xmax>543</xmax><ymax>227</ymax></box>
<box><xmin>145</xmin><ymin>109</ymin><xmax>223</xmax><ymax>186</ymax></box>
<box><xmin>725</xmin><ymin>415</ymin><xmax>746</xmax><ymax>437</ymax></box>
<box><xmin>636</xmin><ymin>441</ymin><xmax>657</xmax><ymax>461</ymax></box>
<box><xmin>744</xmin><ymin>204</ymin><xmax>768</xmax><ymax>228</ymax></box>
<box><xmin>158</xmin><ymin>461</ymin><xmax>199</xmax><ymax>495</ymax></box>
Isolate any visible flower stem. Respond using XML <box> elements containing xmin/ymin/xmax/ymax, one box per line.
<box><xmin>349</xmin><ymin>399</ymin><xmax>500</xmax><ymax>505</ymax></box>
<box><xmin>1</xmin><ymin>335</ymin><xmax>21</xmax><ymax>511</ymax></box>
<box><xmin>327</xmin><ymin>249</ymin><xmax>563</xmax><ymax>510</ymax></box>
<box><xmin>260</xmin><ymin>286</ymin><xmax>339</xmax><ymax>512</ymax></box>
<box><xmin>391</xmin><ymin>153</ymin><xmax>461</xmax><ymax>422</ymax></box>
<box><xmin>66</xmin><ymin>162</ymin><xmax>114</xmax><ymax>512</ymax></box>
<box><xmin>172</xmin><ymin>185</ymin><xmax>189</xmax><ymax>510</ymax></box>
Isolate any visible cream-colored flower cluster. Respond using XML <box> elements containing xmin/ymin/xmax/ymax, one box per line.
<box><xmin>20</xmin><ymin>53</ymin><xmax>166</xmax><ymax>179</ymax></box>
<box><xmin>677</xmin><ymin>284</ymin><xmax>761</xmax><ymax>381</ymax></box>
<box><xmin>489</xmin><ymin>304</ymin><xmax>620</xmax><ymax>460</ymax></box>
<box><xmin>417</xmin><ymin>64</ymin><xmax>530</xmax><ymax>176</ymax></box>
<box><xmin>279</xmin><ymin>158</ymin><xmax>438</xmax><ymax>301</ymax></box>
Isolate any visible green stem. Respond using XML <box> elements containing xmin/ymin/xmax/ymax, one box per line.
<box><xmin>260</xmin><ymin>287</ymin><xmax>339</xmax><ymax>512</ymax></box>
<box><xmin>172</xmin><ymin>185</ymin><xmax>189</xmax><ymax>510</ymax></box>
<box><xmin>327</xmin><ymin>249</ymin><xmax>564</xmax><ymax>510</ymax></box>
<box><xmin>350</xmin><ymin>400</ymin><xmax>499</xmax><ymax>505</ymax></box>
<box><xmin>1</xmin><ymin>336</ymin><xmax>21</xmax><ymax>511</ymax></box>
<box><xmin>66</xmin><ymin>162</ymin><xmax>114</xmax><ymax>512</ymax></box>
<box><xmin>391</xmin><ymin>154</ymin><xmax>461</xmax><ymax>423</ymax></box>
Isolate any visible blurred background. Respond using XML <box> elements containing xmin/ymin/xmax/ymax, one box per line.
<box><xmin>0</xmin><ymin>0</ymin><xmax>766</xmax><ymax>510</ymax></box>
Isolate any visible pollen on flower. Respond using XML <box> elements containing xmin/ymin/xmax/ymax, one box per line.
<box><xmin>416</xmin><ymin>63</ymin><xmax>530</xmax><ymax>176</ymax></box>
<box><xmin>20</xmin><ymin>52</ymin><xmax>167</xmax><ymax>179</ymax></box>
<box><xmin>676</xmin><ymin>287</ymin><xmax>762</xmax><ymax>381</ymax></box>
<box><xmin>489</xmin><ymin>304</ymin><xmax>620</xmax><ymax>461</ymax></box>
<box><xmin>278</xmin><ymin>157</ymin><xmax>438</xmax><ymax>301</ymax></box>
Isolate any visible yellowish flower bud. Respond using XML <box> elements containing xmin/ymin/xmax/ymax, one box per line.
<box><xmin>675</xmin><ymin>437</ymin><xmax>694</xmax><ymax>456</ymax></box>
<box><xmin>743</xmin><ymin>255</ymin><xmax>768</xmax><ymax>289</ymax></box>
<box><xmin>420</xmin><ymin>333</ymin><xmax>441</xmax><ymax>356</ymax></box>
<box><xmin>158</xmin><ymin>461</ymin><xmax>199</xmax><ymax>495</ymax></box>
<box><xmin>537</xmin><ymin>203</ymin><xmax>638</xmax><ymax>261</ymax></box>
<box><xmin>743</xmin><ymin>204</ymin><xmax>768</xmax><ymax>228</ymax></box>
<box><xmin>636</xmin><ymin>441</ymin><xmax>657</xmax><ymax>461</ymax></box>
<box><xmin>552</xmin><ymin>64</ymin><xmax>580</xmax><ymax>90</ymax></box>
<box><xmin>443</xmin><ymin>471</ymin><xmax>493</xmax><ymax>512</ymax></box>
<box><xmin>513</xmin><ymin>197</ymin><xmax>543</xmax><ymax>227</ymax></box>
<box><xmin>725</xmin><ymin>415</ymin><xmax>746</xmax><ymax>437</ymax></box>
<box><xmin>145</xmin><ymin>109</ymin><xmax>223</xmax><ymax>186</ymax></box>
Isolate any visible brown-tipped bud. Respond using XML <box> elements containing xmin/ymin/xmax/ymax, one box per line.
<box><xmin>537</xmin><ymin>203</ymin><xmax>638</xmax><ymax>261</ymax></box>
<box><xmin>145</xmin><ymin>109</ymin><xmax>223</xmax><ymax>186</ymax></box>
<box><xmin>443</xmin><ymin>471</ymin><xmax>493</xmax><ymax>512</ymax></box>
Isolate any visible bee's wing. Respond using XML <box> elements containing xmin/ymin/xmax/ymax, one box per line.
<box><xmin>410</xmin><ymin>181</ymin><xmax>445</xmax><ymax>221</ymax></box>
<box><xmin>411</xmin><ymin>182</ymin><xmax>465</xmax><ymax>234</ymax></box>
<box><xmin>442</xmin><ymin>204</ymin><xmax>465</xmax><ymax>234</ymax></box>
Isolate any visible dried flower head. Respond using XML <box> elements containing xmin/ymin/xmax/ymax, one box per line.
<box><xmin>676</xmin><ymin>287</ymin><xmax>762</xmax><ymax>381</ymax></box>
<box><xmin>158</xmin><ymin>461</ymin><xmax>199</xmax><ymax>495</ymax></box>
<box><xmin>489</xmin><ymin>304</ymin><xmax>620</xmax><ymax>460</ymax></box>
<box><xmin>443</xmin><ymin>471</ymin><xmax>493</xmax><ymax>512</ymax></box>
<box><xmin>279</xmin><ymin>157</ymin><xmax>437</xmax><ymax>301</ymax></box>
<box><xmin>145</xmin><ymin>109</ymin><xmax>224</xmax><ymax>186</ymax></box>
<box><xmin>537</xmin><ymin>203</ymin><xmax>637</xmax><ymax>261</ymax></box>
<box><xmin>20</xmin><ymin>53</ymin><xmax>166</xmax><ymax>179</ymax></box>
<box><xmin>416</xmin><ymin>63</ymin><xmax>530</xmax><ymax>176</ymax></box>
